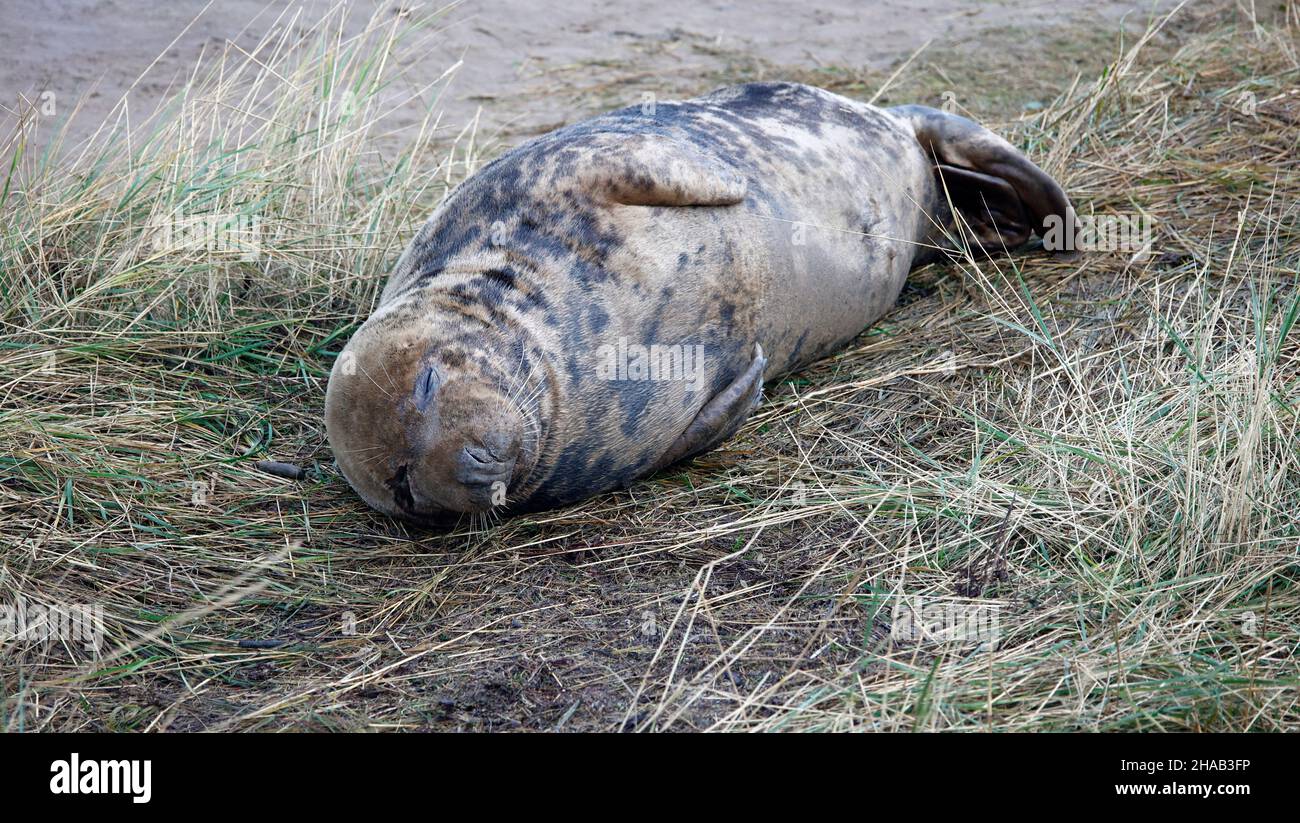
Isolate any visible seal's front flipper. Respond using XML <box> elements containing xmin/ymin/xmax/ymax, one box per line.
<box><xmin>651</xmin><ymin>343</ymin><xmax>767</xmax><ymax>474</ymax></box>
<box><xmin>578</xmin><ymin>134</ymin><xmax>748</xmax><ymax>207</ymax></box>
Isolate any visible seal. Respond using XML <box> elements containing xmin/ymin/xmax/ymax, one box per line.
<box><xmin>324</xmin><ymin>82</ymin><xmax>1075</xmax><ymax>521</ymax></box>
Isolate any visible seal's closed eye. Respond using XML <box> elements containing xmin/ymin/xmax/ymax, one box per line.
<box><xmin>413</xmin><ymin>364</ymin><xmax>441</xmax><ymax>410</ymax></box>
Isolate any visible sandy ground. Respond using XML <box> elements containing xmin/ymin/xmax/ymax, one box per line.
<box><xmin>1</xmin><ymin>0</ymin><xmax>1179</xmax><ymax>150</ymax></box>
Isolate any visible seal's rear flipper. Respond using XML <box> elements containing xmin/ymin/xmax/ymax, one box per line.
<box><xmin>651</xmin><ymin>343</ymin><xmax>766</xmax><ymax>473</ymax></box>
<box><xmin>579</xmin><ymin>134</ymin><xmax>749</xmax><ymax>207</ymax></box>
<box><xmin>892</xmin><ymin>105</ymin><xmax>1077</xmax><ymax>253</ymax></box>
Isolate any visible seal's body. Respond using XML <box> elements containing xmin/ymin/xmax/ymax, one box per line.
<box><xmin>326</xmin><ymin>82</ymin><xmax>1074</xmax><ymax>521</ymax></box>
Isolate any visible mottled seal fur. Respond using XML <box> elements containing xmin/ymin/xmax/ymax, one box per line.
<box><xmin>325</xmin><ymin>82</ymin><xmax>1075</xmax><ymax>522</ymax></box>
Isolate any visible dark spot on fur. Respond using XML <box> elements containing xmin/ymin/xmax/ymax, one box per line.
<box><xmin>482</xmin><ymin>268</ymin><xmax>517</xmax><ymax>291</ymax></box>
<box><xmin>386</xmin><ymin>464</ymin><xmax>415</xmax><ymax>512</ymax></box>
<box><xmin>786</xmin><ymin>330</ymin><xmax>809</xmax><ymax>371</ymax></box>
<box><xmin>615</xmin><ymin>379</ymin><xmax>658</xmax><ymax>438</ymax></box>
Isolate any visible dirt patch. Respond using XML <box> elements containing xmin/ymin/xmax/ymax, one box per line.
<box><xmin>2</xmin><ymin>0</ymin><xmax>1178</xmax><ymax>150</ymax></box>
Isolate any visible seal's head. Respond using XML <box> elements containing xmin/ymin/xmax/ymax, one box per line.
<box><xmin>324</xmin><ymin>293</ymin><xmax>538</xmax><ymax>521</ymax></box>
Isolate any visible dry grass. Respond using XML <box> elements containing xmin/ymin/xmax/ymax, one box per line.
<box><xmin>2</xmin><ymin>2</ymin><xmax>1297</xmax><ymax>731</ymax></box>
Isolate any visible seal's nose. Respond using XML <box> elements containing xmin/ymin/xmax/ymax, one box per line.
<box><xmin>455</xmin><ymin>435</ymin><xmax>519</xmax><ymax>490</ymax></box>
<box><xmin>404</xmin><ymin>374</ymin><xmax>527</xmax><ymax>513</ymax></box>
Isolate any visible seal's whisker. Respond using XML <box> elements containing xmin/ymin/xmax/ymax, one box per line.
<box><xmin>511</xmin><ymin>379</ymin><xmax>546</xmax><ymax>419</ymax></box>
<box><xmin>500</xmin><ymin>356</ymin><xmax>547</xmax><ymax>455</ymax></box>
<box><xmin>356</xmin><ymin>362</ymin><xmax>394</xmax><ymax>401</ymax></box>
<box><xmin>501</xmin><ymin>352</ymin><xmax>542</xmax><ymax>411</ymax></box>
<box><xmin>358</xmin><ymin>450</ymin><xmax>391</xmax><ymax>469</ymax></box>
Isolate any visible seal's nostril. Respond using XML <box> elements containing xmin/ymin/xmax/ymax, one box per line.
<box><xmin>457</xmin><ymin>445</ymin><xmax>516</xmax><ymax>487</ymax></box>
<box><xmin>478</xmin><ymin>432</ymin><xmax>519</xmax><ymax>462</ymax></box>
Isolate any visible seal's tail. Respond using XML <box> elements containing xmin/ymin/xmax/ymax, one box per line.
<box><xmin>892</xmin><ymin>104</ymin><xmax>1077</xmax><ymax>253</ymax></box>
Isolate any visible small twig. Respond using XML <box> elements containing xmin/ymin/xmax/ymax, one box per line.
<box><xmin>236</xmin><ymin>639</ymin><xmax>289</xmax><ymax>649</ymax></box>
<box><xmin>254</xmin><ymin>460</ymin><xmax>307</xmax><ymax>480</ymax></box>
